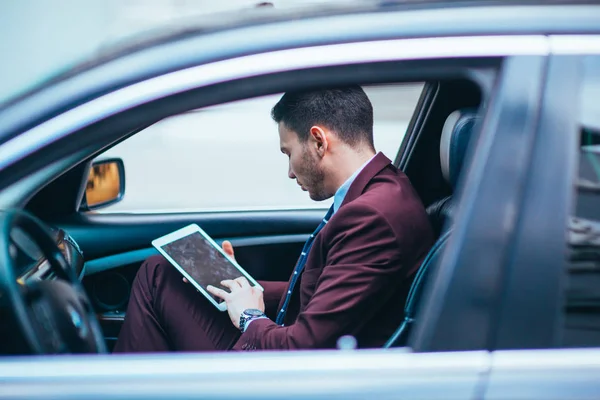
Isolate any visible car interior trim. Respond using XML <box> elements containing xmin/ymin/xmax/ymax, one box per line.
<box><xmin>84</xmin><ymin>234</ymin><xmax>311</xmax><ymax>276</ymax></box>
<box><xmin>92</xmin><ymin>205</ymin><xmax>331</xmax><ymax>214</ymax></box>
<box><xmin>84</xmin><ymin>248</ymin><xmax>158</xmax><ymax>276</ymax></box>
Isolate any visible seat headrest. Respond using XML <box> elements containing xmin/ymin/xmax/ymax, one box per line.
<box><xmin>440</xmin><ymin>108</ymin><xmax>479</xmax><ymax>188</ymax></box>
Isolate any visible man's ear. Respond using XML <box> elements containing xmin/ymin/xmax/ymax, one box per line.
<box><xmin>309</xmin><ymin>126</ymin><xmax>328</xmax><ymax>157</ymax></box>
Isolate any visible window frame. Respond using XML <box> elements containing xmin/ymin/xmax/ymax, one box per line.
<box><xmin>0</xmin><ymin>35</ymin><xmax>547</xmax><ymax>195</ymax></box>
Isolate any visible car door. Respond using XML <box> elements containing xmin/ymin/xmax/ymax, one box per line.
<box><xmin>5</xmin><ymin>23</ymin><xmax>508</xmax><ymax>354</ymax></box>
<box><xmin>482</xmin><ymin>42</ymin><xmax>600</xmax><ymax>398</ymax></box>
<box><xmin>0</xmin><ymin>48</ymin><xmax>548</xmax><ymax>399</ymax></box>
<box><xmin>0</xmin><ymin>5</ymin><xmax>579</xmax><ymax>399</ymax></box>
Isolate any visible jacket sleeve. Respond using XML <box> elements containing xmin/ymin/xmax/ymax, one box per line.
<box><xmin>233</xmin><ymin>203</ymin><xmax>405</xmax><ymax>350</ymax></box>
<box><xmin>257</xmin><ymin>280</ymin><xmax>287</xmax><ymax>319</ymax></box>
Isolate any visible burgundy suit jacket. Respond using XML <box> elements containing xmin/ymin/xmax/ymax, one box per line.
<box><xmin>233</xmin><ymin>153</ymin><xmax>434</xmax><ymax>350</ymax></box>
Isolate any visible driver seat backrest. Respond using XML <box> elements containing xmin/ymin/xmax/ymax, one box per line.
<box><xmin>384</xmin><ymin>108</ymin><xmax>479</xmax><ymax>348</ymax></box>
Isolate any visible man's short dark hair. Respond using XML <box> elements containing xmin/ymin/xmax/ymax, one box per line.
<box><xmin>271</xmin><ymin>86</ymin><xmax>374</xmax><ymax>149</ymax></box>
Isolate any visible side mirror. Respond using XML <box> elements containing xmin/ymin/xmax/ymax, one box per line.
<box><xmin>82</xmin><ymin>158</ymin><xmax>125</xmax><ymax>210</ymax></box>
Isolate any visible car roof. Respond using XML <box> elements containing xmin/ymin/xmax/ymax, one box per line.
<box><xmin>0</xmin><ymin>0</ymin><xmax>598</xmax><ymax>131</ymax></box>
<box><xmin>2</xmin><ymin>0</ymin><xmax>598</xmax><ymax>105</ymax></box>
<box><xmin>87</xmin><ymin>0</ymin><xmax>598</xmax><ymax>59</ymax></box>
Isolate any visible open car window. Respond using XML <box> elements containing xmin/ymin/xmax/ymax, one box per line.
<box><xmin>90</xmin><ymin>83</ymin><xmax>423</xmax><ymax>213</ymax></box>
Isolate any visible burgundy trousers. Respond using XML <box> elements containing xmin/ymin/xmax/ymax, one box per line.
<box><xmin>113</xmin><ymin>255</ymin><xmax>239</xmax><ymax>352</ymax></box>
<box><xmin>113</xmin><ymin>255</ymin><xmax>285</xmax><ymax>352</ymax></box>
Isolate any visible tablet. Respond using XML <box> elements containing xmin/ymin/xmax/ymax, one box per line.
<box><xmin>152</xmin><ymin>224</ymin><xmax>263</xmax><ymax>311</ymax></box>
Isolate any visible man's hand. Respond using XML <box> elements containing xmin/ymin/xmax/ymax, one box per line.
<box><xmin>207</xmin><ymin>277</ymin><xmax>265</xmax><ymax>329</ymax></box>
<box><xmin>183</xmin><ymin>240</ymin><xmax>265</xmax><ymax>329</ymax></box>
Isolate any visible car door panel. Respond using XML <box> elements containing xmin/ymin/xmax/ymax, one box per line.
<box><xmin>83</xmin><ymin>233</ymin><xmax>310</xmax><ymax>277</ymax></box>
<box><xmin>85</xmin><ymin>234</ymin><xmax>313</xmax><ymax>351</ymax></box>
<box><xmin>60</xmin><ymin>209</ymin><xmax>325</xmax><ymax>260</ymax></box>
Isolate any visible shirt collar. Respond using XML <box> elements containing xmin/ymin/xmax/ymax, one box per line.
<box><xmin>333</xmin><ymin>155</ymin><xmax>376</xmax><ymax>214</ymax></box>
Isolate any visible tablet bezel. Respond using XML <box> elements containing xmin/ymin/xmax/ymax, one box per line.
<box><xmin>151</xmin><ymin>223</ymin><xmax>263</xmax><ymax>312</ymax></box>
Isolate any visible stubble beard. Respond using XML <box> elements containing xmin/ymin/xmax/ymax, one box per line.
<box><xmin>301</xmin><ymin>149</ymin><xmax>331</xmax><ymax>201</ymax></box>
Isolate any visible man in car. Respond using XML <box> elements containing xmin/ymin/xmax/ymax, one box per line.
<box><xmin>114</xmin><ymin>86</ymin><xmax>433</xmax><ymax>352</ymax></box>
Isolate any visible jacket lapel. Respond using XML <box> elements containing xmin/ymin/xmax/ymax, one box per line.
<box><xmin>339</xmin><ymin>152</ymin><xmax>392</xmax><ymax>209</ymax></box>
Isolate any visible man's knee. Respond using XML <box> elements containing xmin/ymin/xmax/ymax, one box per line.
<box><xmin>134</xmin><ymin>255</ymin><xmax>174</xmax><ymax>292</ymax></box>
<box><xmin>143</xmin><ymin>255</ymin><xmax>170</xmax><ymax>272</ymax></box>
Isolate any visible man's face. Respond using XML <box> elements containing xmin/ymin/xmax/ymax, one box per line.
<box><xmin>278</xmin><ymin>122</ymin><xmax>330</xmax><ymax>201</ymax></box>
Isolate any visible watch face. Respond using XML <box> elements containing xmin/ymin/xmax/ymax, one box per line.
<box><xmin>244</xmin><ymin>309</ymin><xmax>264</xmax><ymax>317</ymax></box>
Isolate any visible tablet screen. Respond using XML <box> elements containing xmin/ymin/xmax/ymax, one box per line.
<box><xmin>160</xmin><ymin>232</ymin><xmax>255</xmax><ymax>302</ymax></box>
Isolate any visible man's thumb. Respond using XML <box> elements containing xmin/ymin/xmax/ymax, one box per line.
<box><xmin>222</xmin><ymin>240</ymin><xmax>235</xmax><ymax>259</ymax></box>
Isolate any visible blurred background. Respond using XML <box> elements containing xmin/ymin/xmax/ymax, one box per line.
<box><xmin>1</xmin><ymin>0</ymin><xmax>422</xmax><ymax>213</ymax></box>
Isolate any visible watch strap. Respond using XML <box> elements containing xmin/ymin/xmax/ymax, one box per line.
<box><xmin>242</xmin><ymin>315</ymin><xmax>268</xmax><ymax>333</ymax></box>
<box><xmin>240</xmin><ymin>310</ymin><xmax>267</xmax><ymax>332</ymax></box>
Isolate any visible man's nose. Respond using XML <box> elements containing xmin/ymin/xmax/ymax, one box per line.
<box><xmin>288</xmin><ymin>166</ymin><xmax>295</xmax><ymax>179</ymax></box>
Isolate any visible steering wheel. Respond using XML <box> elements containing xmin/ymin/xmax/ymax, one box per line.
<box><xmin>0</xmin><ymin>210</ymin><xmax>106</xmax><ymax>354</ymax></box>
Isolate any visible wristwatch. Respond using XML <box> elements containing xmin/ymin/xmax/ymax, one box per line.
<box><xmin>239</xmin><ymin>309</ymin><xmax>266</xmax><ymax>332</ymax></box>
